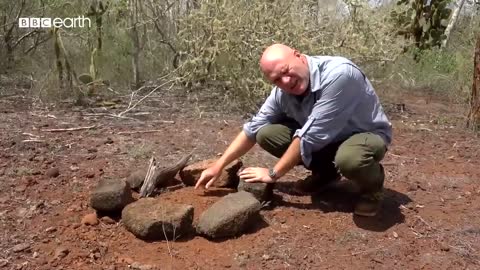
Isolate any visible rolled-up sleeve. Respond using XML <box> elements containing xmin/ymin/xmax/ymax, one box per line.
<box><xmin>294</xmin><ymin>69</ymin><xmax>363</xmax><ymax>167</ymax></box>
<box><xmin>243</xmin><ymin>88</ymin><xmax>284</xmax><ymax>141</ymax></box>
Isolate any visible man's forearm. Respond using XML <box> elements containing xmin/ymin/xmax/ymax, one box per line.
<box><xmin>273</xmin><ymin>137</ymin><xmax>302</xmax><ymax>179</ymax></box>
<box><xmin>216</xmin><ymin>131</ymin><xmax>256</xmax><ymax>169</ymax></box>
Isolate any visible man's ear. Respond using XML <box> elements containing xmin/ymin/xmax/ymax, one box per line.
<box><xmin>293</xmin><ymin>49</ymin><xmax>301</xmax><ymax>58</ymax></box>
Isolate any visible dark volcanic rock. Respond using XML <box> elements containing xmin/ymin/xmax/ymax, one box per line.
<box><xmin>90</xmin><ymin>178</ymin><xmax>133</xmax><ymax>212</ymax></box>
<box><xmin>122</xmin><ymin>198</ymin><xmax>194</xmax><ymax>241</ymax></box>
<box><xmin>126</xmin><ymin>169</ymin><xmax>146</xmax><ymax>190</ymax></box>
<box><xmin>196</xmin><ymin>191</ymin><xmax>262</xmax><ymax>238</ymax></box>
<box><xmin>237</xmin><ymin>179</ymin><xmax>274</xmax><ymax>202</ymax></box>
<box><xmin>180</xmin><ymin>159</ymin><xmax>242</xmax><ymax>187</ymax></box>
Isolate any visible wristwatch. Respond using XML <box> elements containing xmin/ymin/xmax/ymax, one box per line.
<box><xmin>268</xmin><ymin>168</ymin><xmax>278</xmax><ymax>181</ymax></box>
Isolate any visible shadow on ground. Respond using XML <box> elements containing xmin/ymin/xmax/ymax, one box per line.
<box><xmin>352</xmin><ymin>188</ymin><xmax>412</xmax><ymax>232</ymax></box>
<box><xmin>274</xmin><ymin>180</ymin><xmax>412</xmax><ymax>232</ymax></box>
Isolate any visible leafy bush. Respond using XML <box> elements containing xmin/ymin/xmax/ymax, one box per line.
<box><xmin>377</xmin><ymin>15</ymin><xmax>477</xmax><ymax>104</ymax></box>
<box><xmin>175</xmin><ymin>0</ymin><xmax>408</xmax><ymax>111</ymax></box>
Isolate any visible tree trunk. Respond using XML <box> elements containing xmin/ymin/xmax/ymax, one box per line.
<box><xmin>5</xmin><ymin>43</ymin><xmax>14</xmax><ymax>71</ymax></box>
<box><xmin>441</xmin><ymin>0</ymin><xmax>466</xmax><ymax>49</ymax></box>
<box><xmin>130</xmin><ymin>0</ymin><xmax>141</xmax><ymax>89</ymax></box>
<box><xmin>467</xmin><ymin>36</ymin><xmax>480</xmax><ymax>130</ymax></box>
<box><xmin>317</xmin><ymin>0</ymin><xmax>322</xmax><ymax>25</ymax></box>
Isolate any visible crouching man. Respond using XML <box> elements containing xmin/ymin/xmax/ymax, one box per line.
<box><xmin>195</xmin><ymin>43</ymin><xmax>392</xmax><ymax>217</ymax></box>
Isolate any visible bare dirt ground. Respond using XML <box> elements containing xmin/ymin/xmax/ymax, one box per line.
<box><xmin>0</xmin><ymin>88</ymin><xmax>479</xmax><ymax>270</ymax></box>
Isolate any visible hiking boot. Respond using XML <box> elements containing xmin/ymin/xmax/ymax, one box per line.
<box><xmin>292</xmin><ymin>173</ymin><xmax>341</xmax><ymax>195</ymax></box>
<box><xmin>354</xmin><ymin>190</ymin><xmax>384</xmax><ymax>217</ymax></box>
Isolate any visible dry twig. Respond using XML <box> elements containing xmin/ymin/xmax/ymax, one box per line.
<box><xmin>118</xmin><ymin>79</ymin><xmax>175</xmax><ymax>117</ymax></box>
<box><xmin>41</xmin><ymin>125</ymin><xmax>96</xmax><ymax>132</ymax></box>
<box><xmin>22</xmin><ymin>139</ymin><xmax>45</xmax><ymax>143</ymax></box>
<box><xmin>139</xmin><ymin>154</ymin><xmax>192</xmax><ymax>197</ymax></box>
<box><xmin>118</xmin><ymin>129</ymin><xmax>164</xmax><ymax>135</ymax></box>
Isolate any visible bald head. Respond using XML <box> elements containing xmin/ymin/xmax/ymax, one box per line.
<box><xmin>259</xmin><ymin>43</ymin><xmax>310</xmax><ymax>95</ymax></box>
<box><xmin>260</xmin><ymin>43</ymin><xmax>295</xmax><ymax>74</ymax></box>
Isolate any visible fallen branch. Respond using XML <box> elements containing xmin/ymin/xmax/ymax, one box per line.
<box><xmin>141</xmin><ymin>157</ymin><xmax>158</xmax><ymax>197</ymax></box>
<box><xmin>130</xmin><ymin>112</ymin><xmax>152</xmax><ymax>116</ymax></box>
<box><xmin>418</xmin><ymin>127</ymin><xmax>433</xmax><ymax>132</ymax></box>
<box><xmin>118</xmin><ymin>129</ymin><xmax>164</xmax><ymax>135</ymax></box>
<box><xmin>82</xmin><ymin>113</ymin><xmax>141</xmax><ymax>122</ymax></box>
<box><xmin>29</xmin><ymin>113</ymin><xmax>57</xmax><ymax>119</ymax></box>
<box><xmin>118</xmin><ymin>80</ymin><xmax>174</xmax><ymax>117</ymax></box>
<box><xmin>22</xmin><ymin>139</ymin><xmax>45</xmax><ymax>143</ymax></box>
<box><xmin>82</xmin><ymin>113</ymin><xmax>113</xmax><ymax>117</ymax></box>
<box><xmin>41</xmin><ymin>125</ymin><xmax>96</xmax><ymax>132</ymax></box>
<box><xmin>153</xmin><ymin>120</ymin><xmax>175</xmax><ymax>124</ymax></box>
<box><xmin>22</xmin><ymin>132</ymin><xmax>40</xmax><ymax>137</ymax></box>
<box><xmin>414</xmin><ymin>215</ymin><xmax>434</xmax><ymax>230</ymax></box>
<box><xmin>388</xmin><ymin>153</ymin><xmax>410</xmax><ymax>159</ymax></box>
<box><xmin>139</xmin><ymin>154</ymin><xmax>192</xmax><ymax>197</ymax></box>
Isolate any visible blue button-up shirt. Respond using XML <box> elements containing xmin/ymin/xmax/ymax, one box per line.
<box><xmin>243</xmin><ymin>55</ymin><xmax>392</xmax><ymax>167</ymax></box>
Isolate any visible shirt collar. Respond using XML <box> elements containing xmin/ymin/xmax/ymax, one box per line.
<box><xmin>305</xmin><ymin>55</ymin><xmax>322</xmax><ymax>93</ymax></box>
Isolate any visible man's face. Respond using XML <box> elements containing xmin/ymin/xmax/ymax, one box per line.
<box><xmin>262</xmin><ymin>50</ymin><xmax>310</xmax><ymax>95</ymax></box>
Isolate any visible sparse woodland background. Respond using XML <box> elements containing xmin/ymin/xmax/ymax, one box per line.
<box><xmin>0</xmin><ymin>0</ymin><xmax>479</xmax><ymax>122</ymax></box>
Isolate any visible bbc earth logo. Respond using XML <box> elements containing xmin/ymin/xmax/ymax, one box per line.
<box><xmin>19</xmin><ymin>16</ymin><xmax>91</xmax><ymax>28</ymax></box>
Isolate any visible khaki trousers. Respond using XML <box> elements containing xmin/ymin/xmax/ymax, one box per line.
<box><xmin>256</xmin><ymin>123</ymin><xmax>387</xmax><ymax>193</ymax></box>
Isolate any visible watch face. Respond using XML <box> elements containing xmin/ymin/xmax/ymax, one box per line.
<box><xmin>269</xmin><ymin>169</ymin><xmax>276</xmax><ymax>178</ymax></box>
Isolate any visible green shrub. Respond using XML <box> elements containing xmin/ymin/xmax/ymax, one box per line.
<box><xmin>175</xmin><ymin>0</ymin><xmax>407</xmax><ymax>111</ymax></box>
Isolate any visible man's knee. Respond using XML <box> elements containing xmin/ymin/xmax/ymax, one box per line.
<box><xmin>334</xmin><ymin>149</ymin><xmax>364</xmax><ymax>177</ymax></box>
<box><xmin>255</xmin><ymin>124</ymin><xmax>292</xmax><ymax>159</ymax></box>
<box><xmin>255</xmin><ymin>125</ymin><xmax>274</xmax><ymax>147</ymax></box>
<box><xmin>334</xmin><ymin>133</ymin><xmax>386</xmax><ymax>176</ymax></box>
<box><xmin>334</xmin><ymin>133</ymin><xmax>387</xmax><ymax>192</ymax></box>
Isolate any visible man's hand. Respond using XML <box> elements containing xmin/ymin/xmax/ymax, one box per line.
<box><xmin>195</xmin><ymin>131</ymin><xmax>256</xmax><ymax>190</ymax></box>
<box><xmin>238</xmin><ymin>167</ymin><xmax>275</xmax><ymax>183</ymax></box>
<box><xmin>195</xmin><ymin>164</ymin><xmax>223</xmax><ymax>189</ymax></box>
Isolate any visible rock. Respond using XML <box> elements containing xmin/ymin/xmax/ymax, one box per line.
<box><xmin>90</xmin><ymin>178</ymin><xmax>133</xmax><ymax>213</ymax></box>
<box><xmin>15</xmin><ymin>185</ymin><xmax>27</xmax><ymax>193</ymax></box>
<box><xmin>45</xmin><ymin>227</ymin><xmax>56</xmax><ymax>233</ymax></box>
<box><xmin>0</xmin><ymin>196</ymin><xmax>9</xmax><ymax>204</ymax></box>
<box><xmin>179</xmin><ymin>159</ymin><xmax>242</xmax><ymax>187</ymax></box>
<box><xmin>122</xmin><ymin>198</ymin><xmax>194</xmax><ymax>241</ymax></box>
<box><xmin>12</xmin><ymin>243</ymin><xmax>31</xmax><ymax>253</ymax></box>
<box><xmin>126</xmin><ymin>169</ymin><xmax>146</xmax><ymax>190</ymax></box>
<box><xmin>46</xmin><ymin>168</ymin><xmax>59</xmax><ymax>178</ymax></box>
<box><xmin>117</xmin><ymin>256</ymin><xmax>134</xmax><ymax>265</ymax></box>
<box><xmin>54</xmin><ymin>246</ymin><xmax>69</xmax><ymax>260</ymax></box>
<box><xmin>50</xmin><ymin>200</ymin><xmax>61</xmax><ymax>206</ymax></box>
<box><xmin>196</xmin><ymin>191</ymin><xmax>262</xmax><ymax>238</ymax></box>
<box><xmin>81</xmin><ymin>213</ymin><xmax>99</xmax><ymax>226</ymax></box>
<box><xmin>440</xmin><ymin>243</ymin><xmax>450</xmax><ymax>252</ymax></box>
<box><xmin>100</xmin><ymin>216</ymin><xmax>116</xmax><ymax>224</ymax></box>
<box><xmin>237</xmin><ymin>179</ymin><xmax>273</xmax><ymax>202</ymax></box>
<box><xmin>131</xmin><ymin>262</ymin><xmax>154</xmax><ymax>270</ymax></box>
